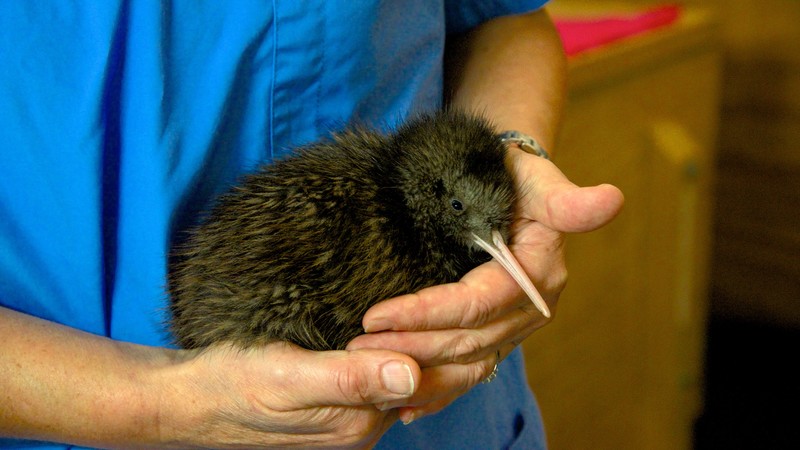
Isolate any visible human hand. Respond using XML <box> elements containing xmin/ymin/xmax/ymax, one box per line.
<box><xmin>346</xmin><ymin>147</ymin><xmax>624</xmax><ymax>423</ymax></box>
<box><xmin>158</xmin><ymin>342</ymin><xmax>421</xmax><ymax>449</ymax></box>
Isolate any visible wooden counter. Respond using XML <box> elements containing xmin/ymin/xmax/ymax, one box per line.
<box><xmin>521</xmin><ymin>6</ymin><xmax>721</xmax><ymax>449</ymax></box>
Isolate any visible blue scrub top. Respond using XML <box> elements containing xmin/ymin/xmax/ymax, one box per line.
<box><xmin>1</xmin><ymin>1</ymin><xmax>549</xmax><ymax>448</ymax></box>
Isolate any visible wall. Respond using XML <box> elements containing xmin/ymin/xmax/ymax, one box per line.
<box><xmin>557</xmin><ymin>0</ymin><xmax>800</xmax><ymax>329</ymax></box>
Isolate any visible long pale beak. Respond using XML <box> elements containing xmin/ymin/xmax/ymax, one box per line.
<box><xmin>471</xmin><ymin>229</ymin><xmax>551</xmax><ymax>318</ymax></box>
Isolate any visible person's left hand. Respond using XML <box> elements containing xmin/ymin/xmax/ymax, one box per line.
<box><xmin>347</xmin><ymin>147</ymin><xmax>624</xmax><ymax>424</ymax></box>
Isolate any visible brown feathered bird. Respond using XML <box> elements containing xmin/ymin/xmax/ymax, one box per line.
<box><xmin>167</xmin><ymin>110</ymin><xmax>549</xmax><ymax>351</ymax></box>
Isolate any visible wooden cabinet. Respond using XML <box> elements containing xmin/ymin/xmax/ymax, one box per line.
<box><xmin>521</xmin><ymin>7</ymin><xmax>721</xmax><ymax>449</ymax></box>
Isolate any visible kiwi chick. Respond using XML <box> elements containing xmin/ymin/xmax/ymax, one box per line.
<box><xmin>168</xmin><ymin>110</ymin><xmax>545</xmax><ymax>351</ymax></box>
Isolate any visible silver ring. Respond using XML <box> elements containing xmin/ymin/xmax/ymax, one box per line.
<box><xmin>482</xmin><ymin>350</ymin><xmax>501</xmax><ymax>384</ymax></box>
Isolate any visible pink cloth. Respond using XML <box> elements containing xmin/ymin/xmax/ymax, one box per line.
<box><xmin>554</xmin><ymin>4</ymin><xmax>682</xmax><ymax>56</ymax></box>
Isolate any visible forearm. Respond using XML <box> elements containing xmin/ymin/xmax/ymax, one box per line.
<box><xmin>445</xmin><ymin>7</ymin><xmax>567</xmax><ymax>152</ymax></box>
<box><xmin>0</xmin><ymin>304</ymin><xmax>423</xmax><ymax>449</ymax></box>
<box><xmin>0</xmin><ymin>306</ymin><xmax>175</xmax><ymax>448</ymax></box>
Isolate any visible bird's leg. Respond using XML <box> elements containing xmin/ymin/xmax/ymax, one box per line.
<box><xmin>471</xmin><ymin>230</ymin><xmax>551</xmax><ymax>318</ymax></box>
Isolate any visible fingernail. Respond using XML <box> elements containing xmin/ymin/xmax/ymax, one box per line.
<box><xmin>376</xmin><ymin>399</ymin><xmax>404</xmax><ymax>411</ymax></box>
<box><xmin>400</xmin><ymin>409</ymin><xmax>416</xmax><ymax>425</ymax></box>
<box><xmin>376</xmin><ymin>402</ymin><xmax>392</xmax><ymax>411</ymax></box>
<box><xmin>381</xmin><ymin>361</ymin><xmax>415</xmax><ymax>396</ymax></box>
<box><xmin>364</xmin><ymin>317</ymin><xmax>392</xmax><ymax>333</ymax></box>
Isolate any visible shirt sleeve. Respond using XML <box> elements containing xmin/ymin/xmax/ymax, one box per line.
<box><xmin>445</xmin><ymin>0</ymin><xmax>551</xmax><ymax>35</ymax></box>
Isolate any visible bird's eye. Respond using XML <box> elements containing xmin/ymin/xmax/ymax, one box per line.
<box><xmin>450</xmin><ymin>199</ymin><xmax>464</xmax><ymax>211</ymax></box>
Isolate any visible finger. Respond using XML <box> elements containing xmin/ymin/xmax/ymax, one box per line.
<box><xmin>264</xmin><ymin>343</ymin><xmax>421</xmax><ymax>407</ymax></box>
<box><xmin>377</xmin><ymin>345</ymin><xmax>513</xmax><ymax>415</ymax></box>
<box><xmin>510</xmin><ymin>150</ymin><xmax>625</xmax><ymax>232</ymax></box>
<box><xmin>360</xmin><ymin>262</ymin><xmax>527</xmax><ymax>334</ymax></box>
<box><xmin>349</xmin><ymin>307</ymin><xmax>544</xmax><ymax>367</ymax></box>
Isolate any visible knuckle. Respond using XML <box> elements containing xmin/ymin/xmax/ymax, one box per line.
<box><xmin>466</xmin><ymin>361</ymin><xmax>492</xmax><ymax>390</ymax></box>
<box><xmin>543</xmin><ymin>259</ymin><xmax>568</xmax><ymax>292</ymax></box>
<box><xmin>460</xmin><ymin>290</ymin><xmax>494</xmax><ymax>328</ymax></box>
<box><xmin>521</xmin><ymin>301</ymin><xmax>556</xmax><ymax>327</ymax></box>
<box><xmin>459</xmin><ymin>353</ymin><xmax>500</xmax><ymax>390</ymax></box>
<box><xmin>335</xmin><ymin>365</ymin><xmax>372</xmax><ymax>404</ymax></box>
<box><xmin>339</xmin><ymin>418</ymin><xmax>377</xmax><ymax>446</ymax></box>
<box><xmin>451</xmin><ymin>332</ymin><xmax>485</xmax><ymax>364</ymax></box>
<box><xmin>552</xmin><ymin>266</ymin><xmax>568</xmax><ymax>291</ymax></box>
<box><xmin>454</xmin><ymin>369</ymin><xmax>475</xmax><ymax>395</ymax></box>
<box><xmin>325</xmin><ymin>410</ymin><xmax>382</xmax><ymax>447</ymax></box>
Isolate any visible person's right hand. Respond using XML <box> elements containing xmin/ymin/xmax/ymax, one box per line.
<box><xmin>158</xmin><ymin>342</ymin><xmax>420</xmax><ymax>449</ymax></box>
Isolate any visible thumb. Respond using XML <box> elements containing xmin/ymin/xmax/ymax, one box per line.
<box><xmin>538</xmin><ymin>182</ymin><xmax>625</xmax><ymax>233</ymax></box>
<box><xmin>513</xmin><ymin>152</ymin><xmax>624</xmax><ymax>233</ymax></box>
<box><xmin>285</xmin><ymin>346</ymin><xmax>421</xmax><ymax>407</ymax></box>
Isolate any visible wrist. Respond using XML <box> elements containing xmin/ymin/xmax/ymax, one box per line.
<box><xmin>146</xmin><ymin>347</ymin><xmax>220</xmax><ymax>448</ymax></box>
<box><xmin>98</xmin><ymin>342</ymin><xmax>188</xmax><ymax>449</ymax></box>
